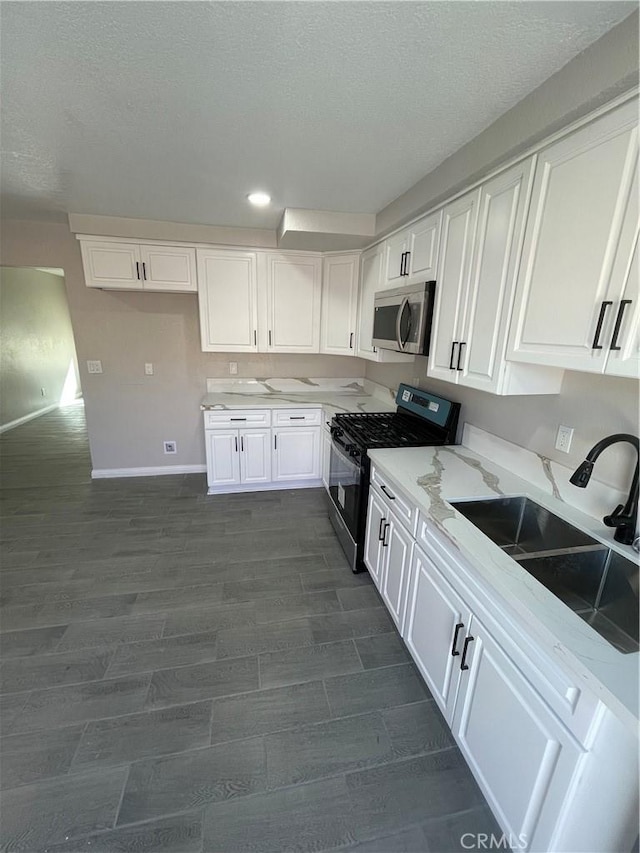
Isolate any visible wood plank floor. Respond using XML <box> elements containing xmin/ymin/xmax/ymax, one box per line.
<box><xmin>0</xmin><ymin>404</ymin><xmax>499</xmax><ymax>852</ymax></box>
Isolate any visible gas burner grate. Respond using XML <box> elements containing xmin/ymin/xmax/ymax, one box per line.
<box><xmin>334</xmin><ymin>411</ymin><xmax>445</xmax><ymax>449</ymax></box>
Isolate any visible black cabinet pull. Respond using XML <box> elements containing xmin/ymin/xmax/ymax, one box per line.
<box><xmin>378</xmin><ymin>517</ymin><xmax>386</xmax><ymax>541</ymax></box>
<box><xmin>592</xmin><ymin>301</ymin><xmax>612</xmax><ymax>349</ymax></box>
<box><xmin>230</xmin><ymin>417</ymin><xmax>247</xmax><ymax>421</ymax></box>
<box><xmin>142</xmin><ymin>262</ymin><xmax>147</xmax><ymax>280</ymax></box>
<box><xmin>240</xmin><ymin>435</ymin><xmax>244</xmax><ymax>452</ymax></box>
<box><xmin>460</xmin><ymin>635</ymin><xmax>475</xmax><ymax>671</ymax></box>
<box><xmin>234</xmin><ymin>436</ymin><xmax>238</xmax><ymax>452</ymax></box>
<box><xmin>451</xmin><ymin>622</ymin><xmax>465</xmax><ymax>657</ymax></box>
<box><xmin>404</xmin><ymin>251</ymin><xmax>410</xmax><ymax>276</ymax></box>
<box><xmin>349</xmin><ymin>332</ymin><xmax>354</xmax><ymax>349</ymax></box>
<box><xmin>274</xmin><ymin>434</ymin><xmax>277</xmax><ymax>450</ymax></box>
<box><xmin>382</xmin><ymin>522</ymin><xmax>390</xmax><ymax>547</ymax></box>
<box><xmin>254</xmin><ymin>330</ymin><xmax>257</xmax><ymax>346</ymax></box>
<box><xmin>610</xmin><ymin>300</ymin><xmax>632</xmax><ymax>351</ymax></box>
<box><xmin>269</xmin><ymin>330</ymin><xmax>272</xmax><ymax>346</ymax></box>
<box><xmin>136</xmin><ymin>262</ymin><xmax>141</xmax><ymax>280</ymax></box>
<box><xmin>449</xmin><ymin>342</ymin><xmax>458</xmax><ymax>370</ymax></box>
<box><xmin>380</xmin><ymin>484</ymin><xmax>395</xmax><ymax>500</ymax></box>
<box><xmin>456</xmin><ymin>342</ymin><xmax>465</xmax><ymax>371</ymax></box>
<box><xmin>399</xmin><ymin>252</ymin><xmax>405</xmax><ymax>277</ymax></box>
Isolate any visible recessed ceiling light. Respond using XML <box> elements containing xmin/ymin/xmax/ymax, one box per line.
<box><xmin>247</xmin><ymin>191</ymin><xmax>271</xmax><ymax>207</ymax></box>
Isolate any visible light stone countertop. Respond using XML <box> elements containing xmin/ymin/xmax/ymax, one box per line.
<box><xmin>367</xmin><ymin>442</ymin><xmax>639</xmax><ymax>732</ymax></box>
<box><xmin>200</xmin><ymin>378</ymin><xmax>396</xmax><ymax>420</ymax></box>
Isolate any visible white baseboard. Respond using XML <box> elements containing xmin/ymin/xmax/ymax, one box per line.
<box><xmin>207</xmin><ymin>478</ymin><xmax>324</xmax><ymax>495</ymax></box>
<box><xmin>0</xmin><ymin>403</ymin><xmax>59</xmax><ymax>434</ymax></box>
<box><xmin>91</xmin><ymin>464</ymin><xmax>207</xmax><ymax>479</ymax></box>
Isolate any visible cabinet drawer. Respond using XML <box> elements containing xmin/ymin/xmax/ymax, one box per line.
<box><xmin>204</xmin><ymin>409</ymin><xmax>271</xmax><ymax>429</ymax></box>
<box><xmin>370</xmin><ymin>466</ymin><xmax>417</xmax><ymax>534</ymax></box>
<box><xmin>273</xmin><ymin>408</ymin><xmax>322</xmax><ymax>426</ymax></box>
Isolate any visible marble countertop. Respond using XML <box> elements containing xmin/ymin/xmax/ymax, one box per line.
<box><xmin>200</xmin><ymin>378</ymin><xmax>396</xmax><ymax>420</ymax></box>
<box><xmin>368</xmin><ymin>441</ymin><xmax>639</xmax><ymax>731</ymax></box>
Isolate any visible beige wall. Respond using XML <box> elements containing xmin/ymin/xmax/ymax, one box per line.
<box><xmin>377</xmin><ymin>12</ymin><xmax>639</xmax><ymax>236</ymax></box>
<box><xmin>366</xmin><ymin>359</ymin><xmax>639</xmax><ymax>494</ymax></box>
<box><xmin>0</xmin><ymin>267</ymin><xmax>80</xmax><ymax>427</ymax></box>
<box><xmin>0</xmin><ymin>220</ymin><xmax>365</xmax><ymax>470</ymax></box>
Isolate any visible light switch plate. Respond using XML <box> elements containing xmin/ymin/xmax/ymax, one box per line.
<box><xmin>87</xmin><ymin>360</ymin><xmax>103</xmax><ymax>374</ymax></box>
<box><xmin>145</xmin><ymin>363</ymin><xmax>154</xmax><ymax>375</ymax></box>
<box><xmin>229</xmin><ymin>362</ymin><xmax>238</xmax><ymax>375</ymax></box>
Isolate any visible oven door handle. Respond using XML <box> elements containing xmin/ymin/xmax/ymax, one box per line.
<box><xmin>395</xmin><ymin>297</ymin><xmax>411</xmax><ymax>351</ymax></box>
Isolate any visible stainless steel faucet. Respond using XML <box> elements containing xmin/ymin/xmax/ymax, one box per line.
<box><xmin>570</xmin><ymin>433</ymin><xmax>639</xmax><ymax>546</ymax></box>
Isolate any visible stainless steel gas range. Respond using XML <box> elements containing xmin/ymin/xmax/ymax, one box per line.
<box><xmin>327</xmin><ymin>384</ymin><xmax>460</xmax><ymax>572</ymax></box>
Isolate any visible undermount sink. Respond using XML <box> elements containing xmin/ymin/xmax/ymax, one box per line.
<box><xmin>451</xmin><ymin>496</ymin><xmax>639</xmax><ymax>654</ymax></box>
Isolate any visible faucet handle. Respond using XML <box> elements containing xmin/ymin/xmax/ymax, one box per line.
<box><xmin>603</xmin><ymin>505</ymin><xmax>626</xmax><ymax>527</ymax></box>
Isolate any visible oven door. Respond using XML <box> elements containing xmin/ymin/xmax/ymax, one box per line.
<box><xmin>328</xmin><ymin>434</ymin><xmax>363</xmax><ymax>543</ymax></box>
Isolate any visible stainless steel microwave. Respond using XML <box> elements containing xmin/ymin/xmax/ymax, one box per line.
<box><xmin>372</xmin><ymin>281</ymin><xmax>436</xmax><ymax>355</ymax></box>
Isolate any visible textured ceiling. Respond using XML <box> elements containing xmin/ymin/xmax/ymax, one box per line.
<box><xmin>0</xmin><ymin>1</ymin><xmax>635</xmax><ymax>228</ymax></box>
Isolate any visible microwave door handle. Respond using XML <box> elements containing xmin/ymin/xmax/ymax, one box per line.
<box><xmin>401</xmin><ymin>301</ymin><xmax>413</xmax><ymax>348</ymax></box>
<box><xmin>396</xmin><ymin>297</ymin><xmax>410</xmax><ymax>350</ymax></box>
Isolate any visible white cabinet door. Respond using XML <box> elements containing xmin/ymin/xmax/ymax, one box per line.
<box><xmin>320</xmin><ymin>254</ymin><xmax>359</xmax><ymax>355</ymax></box>
<box><xmin>197</xmin><ymin>250</ymin><xmax>258</xmax><ymax>352</ymax></box>
<box><xmin>239</xmin><ymin>428</ymin><xmax>271</xmax><ymax>484</ymax></box>
<box><xmin>356</xmin><ymin>244</ymin><xmax>384</xmax><ymax>359</ymax></box>
<box><xmin>80</xmin><ymin>240</ymin><xmax>142</xmax><ymax>290</ymax></box>
<box><xmin>140</xmin><ymin>245</ymin><xmax>197</xmax><ymax>292</ymax></box>
<box><xmin>267</xmin><ymin>255</ymin><xmax>322</xmax><ymax>353</ymax></box>
<box><xmin>206</xmin><ymin>430</ymin><xmax>240</xmax><ymax>488</ymax></box>
<box><xmin>272</xmin><ymin>427</ymin><xmax>321</xmax><ymax>481</ymax></box>
<box><xmin>458</xmin><ymin>159</ymin><xmax>536</xmax><ymax>393</ymax></box>
<box><xmin>508</xmin><ymin>100</ymin><xmax>638</xmax><ymax>373</ymax></box>
<box><xmin>452</xmin><ymin>615</ymin><xmax>582</xmax><ymax>852</ymax></box>
<box><xmin>404</xmin><ymin>545</ymin><xmax>471</xmax><ymax>723</ymax></box>
<box><xmin>380</xmin><ymin>512</ymin><xmax>413</xmax><ymax>634</ymax></box>
<box><xmin>604</xmin><ymin>160</ymin><xmax>639</xmax><ymax>379</ymax></box>
<box><xmin>364</xmin><ymin>488</ymin><xmax>387</xmax><ymax>590</ymax></box>
<box><xmin>383</xmin><ymin>231</ymin><xmax>408</xmax><ymax>288</ymax></box>
<box><xmin>407</xmin><ymin>212</ymin><xmax>441</xmax><ymax>281</ymax></box>
<box><xmin>427</xmin><ymin>190</ymin><xmax>480</xmax><ymax>383</ymax></box>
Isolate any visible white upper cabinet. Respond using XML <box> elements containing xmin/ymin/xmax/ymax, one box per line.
<box><xmin>80</xmin><ymin>241</ymin><xmax>143</xmax><ymax>290</ymax></box>
<box><xmin>140</xmin><ymin>245</ymin><xmax>197</xmax><ymax>292</ymax></box>
<box><xmin>320</xmin><ymin>253</ymin><xmax>359</xmax><ymax>356</ymax></box>
<box><xmin>427</xmin><ymin>160</ymin><xmax>564</xmax><ymax>395</ymax></box>
<box><xmin>406</xmin><ymin>212</ymin><xmax>441</xmax><ymax>280</ymax></box>
<box><xmin>266</xmin><ymin>254</ymin><xmax>322</xmax><ymax>353</ymax></box>
<box><xmin>197</xmin><ymin>250</ymin><xmax>258</xmax><ymax>352</ymax></box>
<box><xmin>428</xmin><ymin>189</ymin><xmax>480</xmax><ymax>382</ymax></box>
<box><xmin>507</xmin><ymin>100</ymin><xmax>639</xmax><ymax>378</ymax></box>
<box><xmin>382</xmin><ymin>212</ymin><xmax>441</xmax><ymax>288</ymax></box>
<box><xmin>80</xmin><ymin>239</ymin><xmax>197</xmax><ymax>292</ymax></box>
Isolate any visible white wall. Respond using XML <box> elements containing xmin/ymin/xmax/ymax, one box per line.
<box><xmin>0</xmin><ymin>267</ymin><xmax>80</xmax><ymax>428</ymax></box>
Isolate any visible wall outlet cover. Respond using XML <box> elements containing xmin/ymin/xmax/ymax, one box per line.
<box><xmin>555</xmin><ymin>425</ymin><xmax>574</xmax><ymax>454</ymax></box>
<box><xmin>229</xmin><ymin>362</ymin><xmax>238</xmax><ymax>375</ymax></box>
<box><xmin>87</xmin><ymin>360</ymin><xmax>103</xmax><ymax>374</ymax></box>
<box><xmin>163</xmin><ymin>441</ymin><xmax>177</xmax><ymax>454</ymax></box>
<box><xmin>145</xmin><ymin>363</ymin><xmax>154</xmax><ymax>375</ymax></box>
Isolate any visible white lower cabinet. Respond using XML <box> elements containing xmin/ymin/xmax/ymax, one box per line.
<box><xmin>204</xmin><ymin>408</ymin><xmax>322</xmax><ymax>493</ymax></box>
<box><xmin>272</xmin><ymin>426</ymin><xmax>321</xmax><ymax>482</ymax></box>
<box><xmin>364</xmin><ymin>485</ymin><xmax>413</xmax><ymax>633</ymax></box>
<box><xmin>363</xmin><ymin>463</ymin><xmax>638</xmax><ymax>853</ymax></box>
<box><xmin>205</xmin><ymin>427</ymin><xmax>270</xmax><ymax>489</ymax></box>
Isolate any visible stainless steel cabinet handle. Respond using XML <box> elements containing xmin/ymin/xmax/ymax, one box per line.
<box><xmin>610</xmin><ymin>300</ymin><xmax>632</xmax><ymax>351</ymax></box>
<box><xmin>592</xmin><ymin>301</ymin><xmax>612</xmax><ymax>350</ymax></box>
<box><xmin>380</xmin><ymin>484</ymin><xmax>395</xmax><ymax>500</ymax></box>
<box><xmin>449</xmin><ymin>342</ymin><xmax>458</xmax><ymax>369</ymax></box>
<box><xmin>460</xmin><ymin>635</ymin><xmax>475</xmax><ymax>671</ymax></box>
<box><xmin>451</xmin><ymin>622</ymin><xmax>464</xmax><ymax>657</ymax></box>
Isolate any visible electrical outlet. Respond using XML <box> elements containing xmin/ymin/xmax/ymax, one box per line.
<box><xmin>555</xmin><ymin>425</ymin><xmax>574</xmax><ymax>454</ymax></box>
<box><xmin>87</xmin><ymin>360</ymin><xmax>103</xmax><ymax>374</ymax></box>
<box><xmin>145</xmin><ymin>363</ymin><xmax>154</xmax><ymax>375</ymax></box>
<box><xmin>163</xmin><ymin>440</ymin><xmax>177</xmax><ymax>455</ymax></box>
<box><xmin>229</xmin><ymin>362</ymin><xmax>238</xmax><ymax>375</ymax></box>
